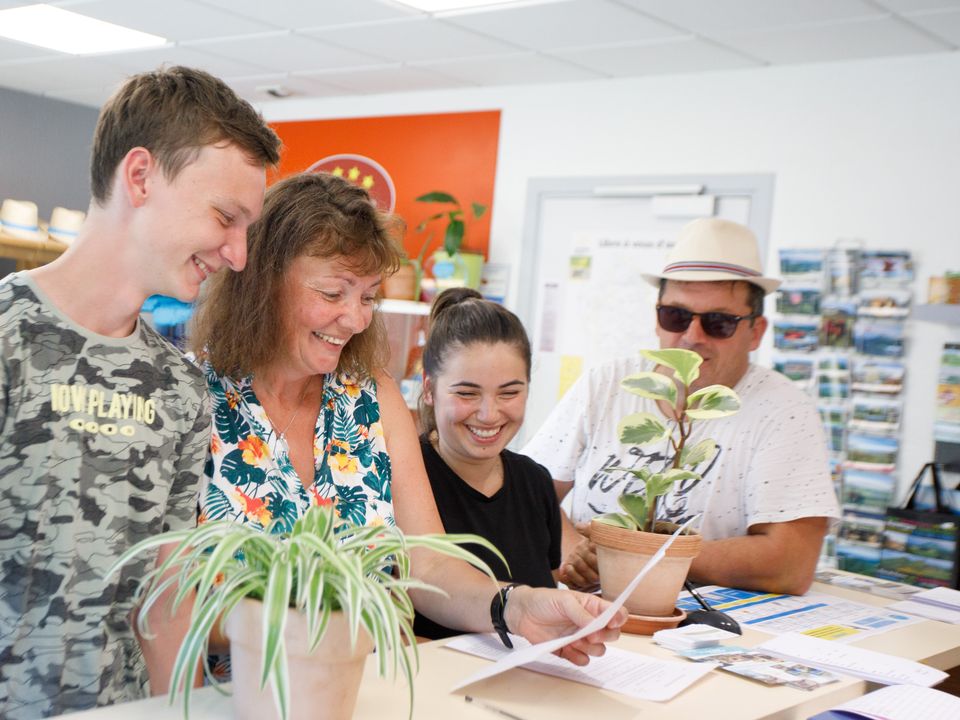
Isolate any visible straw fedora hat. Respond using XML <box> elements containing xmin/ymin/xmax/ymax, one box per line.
<box><xmin>1</xmin><ymin>198</ymin><xmax>43</xmax><ymax>241</ymax></box>
<box><xmin>641</xmin><ymin>217</ymin><xmax>781</xmax><ymax>295</ymax></box>
<box><xmin>47</xmin><ymin>206</ymin><xmax>86</xmax><ymax>244</ymax></box>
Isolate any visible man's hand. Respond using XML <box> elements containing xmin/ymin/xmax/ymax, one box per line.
<box><xmin>503</xmin><ymin>586</ymin><xmax>627</xmax><ymax>666</ymax></box>
<box><xmin>558</xmin><ymin>522</ymin><xmax>600</xmax><ymax>592</ymax></box>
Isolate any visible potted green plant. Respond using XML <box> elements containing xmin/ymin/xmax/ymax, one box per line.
<box><xmin>414</xmin><ymin>191</ymin><xmax>488</xmax><ymax>291</ymax></box>
<box><xmin>590</xmin><ymin>348</ymin><xmax>741</xmax><ymax>622</ymax></box>
<box><xmin>108</xmin><ymin>504</ymin><xmax>503</xmax><ymax>720</ymax></box>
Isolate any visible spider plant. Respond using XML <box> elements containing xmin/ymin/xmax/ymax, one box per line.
<box><xmin>107</xmin><ymin>504</ymin><xmax>504</xmax><ymax>720</ymax></box>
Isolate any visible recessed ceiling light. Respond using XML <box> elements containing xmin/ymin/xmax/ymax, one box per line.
<box><xmin>0</xmin><ymin>4</ymin><xmax>166</xmax><ymax>55</ymax></box>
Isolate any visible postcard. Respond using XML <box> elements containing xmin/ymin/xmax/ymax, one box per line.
<box><xmin>837</xmin><ymin>539</ymin><xmax>883</xmax><ymax>577</ymax></box>
<box><xmin>820</xmin><ymin>299</ymin><xmax>857</xmax><ymax>348</ymax></box>
<box><xmin>826</xmin><ymin>247</ymin><xmax>861</xmax><ymax>296</ymax></box>
<box><xmin>780</xmin><ymin>248</ymin><xmax>825</xmax><ymax>281</ymax></box>
<box><xmin>860</xmin><ymin>250</ymin><xmax>914</xmax><ymax>287</ymax></box>
<box><xmin>854</xmin><ymin>319</ymin><xmax>905</xmax><ymax>358</ymax></box>
<box><xmin>823</xmin><ymin>422</ymin><xmax>846</xmax><ymax>454</ymax></box>
<box><xmin>852</xmin><ymin>360</ymin><xmax>905</xmax><ymax>394</ymax></box>
<box><xmin>774</xmin><ymin>320</ymin><xmax>819</xmax><ymax>352</ymax></box>
<box><xmin>818</xmin><ymin>375</ymin><xmax>850</xmax><ymax>400</ymax></box>
<box><xmin>841</xmin><ymin>467</ymin><xmax>897</xmax><ymax>512</ymax></box>
<box><xmin>851</xmin><ymin>397</ymin><xmax>902</xmax><ymax>431</ymax></box>
<box><xmin>880</xmin><ymin>517</ymin><xmax>958</xmax><ymax>589</ymax></box>
<box><xmin>839</xmin><ymin>512</ymin><xmax>885</xmax><ymax>546</ymax></box>
<box><xmin>774</xmin><ymin>355</ymin><xmax>815</xmax><ymax>383</ymax></box>
<box><xmin>818</xmin><ymin>404</ymin><xmax>848</xmax><ymax>425</ymax></box>
<box><xmin>776</xmin><ymin>287</ymin><xmax>821</xmax><ymax>315</ymax></box>
<box><xmin>818</xmin><ymin>354</ymin><xmax>850</xmax><ymax>372</ymax></box>
<box><xmin>858</xmin><ymin>288</ymin><xmax>912</xmax><ymax>318</ymax></box>
<box><xmin>846</xmin><ymin>432</ymin><xmax>899</xmax><ymax>469</ymax></box>
<box><xmin>679</xmin><ymin>645</ymin><xmax>840</xmax><ymax>691</ymax></box>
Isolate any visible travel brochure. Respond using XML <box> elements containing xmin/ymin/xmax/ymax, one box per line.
<box><xmin>935</xmin><ymin>343</ymin><xmax>960</xmax><ymax>444</ymax></box>
<box><xmin>676</xmin><ymin>586</ymin><xmax>919</xmax><ymax>641</ymax></box>
<box><xmin>679</xmin><ymin>645</ymin><xmax>840</xmax><ymax>691</ymax></box>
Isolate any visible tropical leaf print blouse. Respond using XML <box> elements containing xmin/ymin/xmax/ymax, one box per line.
<box><xmin>199</xmin><ymin>364</ymin><xmax>395</xmax><ymax>533</ymax></box>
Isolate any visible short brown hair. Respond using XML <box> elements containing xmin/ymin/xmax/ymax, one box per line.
<box><xmin>191</xmin><ymin>172</ymin><xmax>403</xmax><ymax>380</ymax></box>
<box><xmin>91</xmin><ymin>65</ymin><xmax>281</xmax><ymax>203</ymax></box>
<box><xmin>419</xmin><ymin>287</ymin><xmax>532</xmax><ymax>437</ymax></box>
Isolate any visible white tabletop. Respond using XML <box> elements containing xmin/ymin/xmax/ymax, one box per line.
<box><xmin>65</xmin><ymin>580</ymin><xmax>960</xmax><ymax>720</ymax></box>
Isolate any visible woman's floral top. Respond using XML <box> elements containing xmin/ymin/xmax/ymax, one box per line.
<box><xmin>199</xmin><ymin>364</ymin><xmax>395</xmax><ymax>534</ymax></box>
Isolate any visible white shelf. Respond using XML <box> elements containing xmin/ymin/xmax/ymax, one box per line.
<box><xmin>379</xmin><ymin>298</ymin><xmax>431</xmax><ymax>316</ymax></box>
<box><xmin>913</xmin><ymin>304</ymin><xmax>960</xmax><ymax>326</ymax></box>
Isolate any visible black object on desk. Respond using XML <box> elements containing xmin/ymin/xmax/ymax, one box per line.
<box><xmin>679</xmin><ymin>581</ymin><xmax>742</xmax><ymax>635</ymax></box>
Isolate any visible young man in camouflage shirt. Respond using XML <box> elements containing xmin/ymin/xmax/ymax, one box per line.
<box><xmin>0</xmin><ymin>66</ymin><xmax>280</xmax><ymax>719</ymax></box>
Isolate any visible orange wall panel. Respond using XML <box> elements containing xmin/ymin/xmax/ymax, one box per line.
<box><xmin>271</xmin><ymin>111</ymin><xmax>500</xmax><ymax>260</ymax></box>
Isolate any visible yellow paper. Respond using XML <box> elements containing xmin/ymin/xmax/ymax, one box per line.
<box><xmin>558</xmin><ymin>355</ymin><xmax>583</xmax><ymax>399</ymax></box>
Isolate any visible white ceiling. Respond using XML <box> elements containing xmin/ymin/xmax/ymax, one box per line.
<box><xmin>0</xmin><ymin>0</ymin><xmax>958</xmax><ymax>109</ymax></box>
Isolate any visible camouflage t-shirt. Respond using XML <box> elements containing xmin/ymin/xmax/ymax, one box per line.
<box><xmin>0</xmin><ymin>272</ymin><xmax>211</xmax><ymax>719</ymax></box>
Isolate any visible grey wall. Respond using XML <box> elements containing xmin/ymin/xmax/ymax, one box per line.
<box><xmin>0</xmin><ymin>87</ymin><xmax>97</xmax><ymax>274</ymax></box>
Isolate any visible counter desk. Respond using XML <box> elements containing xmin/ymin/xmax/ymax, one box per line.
<box><xmin>66</xmin><ymin>580</ymin><xmax>960</xmax><ymax>720</ymax></box>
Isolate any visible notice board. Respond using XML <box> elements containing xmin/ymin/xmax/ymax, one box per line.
<box><xmin>516</xmin><ymin>174</ymin><xmax>775</xmax><ymax>445</ymax></box>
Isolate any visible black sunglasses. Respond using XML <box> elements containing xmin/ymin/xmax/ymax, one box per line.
<box><xmin>656</xmin><ymin>305</ymin><xmax>758</xmax><ymax>339</ymax></box>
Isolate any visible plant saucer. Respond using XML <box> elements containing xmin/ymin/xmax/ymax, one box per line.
<box><xmin>622</xmin><ymin>606</ymin><xmax>687</xmax><ymax>635</ymax></box>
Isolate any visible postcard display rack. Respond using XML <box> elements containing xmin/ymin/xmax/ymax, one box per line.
<box><xmin>773</xmin><ymin>245</ymin><xmax>913</xmax><ymax>580</ymax></box>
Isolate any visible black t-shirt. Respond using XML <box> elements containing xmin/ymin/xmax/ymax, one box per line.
<box><xmin>413</xmin><ymin>436</ymin><xmax>562</xmax><ymax>639</ymax></box>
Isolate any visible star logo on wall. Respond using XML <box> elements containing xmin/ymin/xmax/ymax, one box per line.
<box><xmin>310</xmin><ymin>154</ymin><xmax>393</xmax><ymax>210</ymax></box>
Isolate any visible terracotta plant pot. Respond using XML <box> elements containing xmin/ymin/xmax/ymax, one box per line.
<box><xmin>226</xmin><ymin>598</ymin><xmax>374</xmax><ymax>720</ymax></box>
<box><xmin>383</xmin><ymin>263</ymin><xmax>418</xmax><ymax>300</ymax></box>
<box><xmin>591</xmin><ymin>519</ymin><xmax>701</xmax><ymax>619</ymax></box>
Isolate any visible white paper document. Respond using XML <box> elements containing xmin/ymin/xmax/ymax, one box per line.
<box><xmin>912</xmin><ymin>586</ymin><xmax>960</xmax><ymax>610</ymax></box>
<box><xmin>887</xmin><ymin>599</ymin><xmax>960</xmax><ymax>624</ymax></box>
<box><xmin>825</xmin><ymin>683</ymin><xmax>960</xmax><ymax>720</ymax></box>
<box><xmin>446</xmin><ymin>634</ymin><xmax>716</xmax><ymax>702</ymax></box>
<box><xmin>887</xmin><ymin>586</ymin><xmax>960</xmax><ymax>624</ymax></box>
<box><xmin>757</xmin><ymin>632</ymin><xmax>948</xmax><ymax>687</ymax></box>
<box><xmin>450</xmin><ymin>517</ymin><xmax>694</xmax><ymax>692</ymax></box>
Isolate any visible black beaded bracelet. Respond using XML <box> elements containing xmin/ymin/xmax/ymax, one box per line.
<box><xmin>490</xmin><ymin>583</ymin><xmax>521</xmax><ymax>648</ymax></box>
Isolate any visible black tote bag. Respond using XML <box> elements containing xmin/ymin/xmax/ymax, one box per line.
<box><xmin>877</xmin><ymin>463</ymin><xmax>960</xmax><ymax>589</ymax></box>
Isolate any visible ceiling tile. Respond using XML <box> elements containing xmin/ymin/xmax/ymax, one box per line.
<box><xmin>302</xmin><ymin>16</ymin><xmax>517</xmax><ymax>62</ymax></box>
<box><xmin>59</xmin><ymin>0</ymin><xmax>276</xmax><ymax>41</ymax></box>
<box><xmin>0</xmin><ymin>55</ymin><xmax>127</xmax><ymax>94</ymax></box>
<box><xmin>621</xmin><ymin>0</ymin><xmax>882</xmax><ymax>34</ymax></box>
<box><xmin>196</xmin><ymin>0</ymin><xmax>415</xmax><ymax>29</ymax></box>
<box><xmin>190</xmin><ymin>33</ymin><xmax>387</xmax><ymax>73</ymax></box>
<box><xmin>222</xmin><ymin>73</ymin><xmax>348</xmax><ymax>105</ymax></box>
<box><xmin>873</xmin><ymin>0</ymin><xmax>960</xmax><ymax>13</ymax></box>
<box><xmin>94</xmin><ymin>45</ymin><xmax>273</xmax><ymax>79</ymax></box>
<box><xmin>898</xmin><ymin>9</ymin><xmax>960</xmax><ymax>46</ymax></box>
<box><xmin>443</xmin><ymin>0</ymin><xmax>679</xmax><ymax>51</ymax></box>
<box><xmin>414</xmin><ymin>51</ymin><xmax>605</xmax><ymax>85</ymax></box>
<box><xmin>0</xmin><ymin>37</ymin><xmax>58</xmax><ymax>63</ymax></box>
<box><xmin>555</xmin><ymin>37</ymin><xmax>761</xmax><ymax>76</ymax></box>
<box><xmin>716</xmin><ymin>16</ymin><xmax>952</xmax><ymax>64</ymax></box>
<box><xmin>295</xmin><ymin>64</ymin><xmax>471</xmax><ymax>95</ymax></box>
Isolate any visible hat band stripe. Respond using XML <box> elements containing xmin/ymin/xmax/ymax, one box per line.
<box><xmin>48</xmin><ymin>226</ymin><xmax>79</xmax><ymax>236</ymax></box>
<box><xmin>1</xmin><ymin>219</ymin><xmax>40</xmax><ymax>232</ymax></box>
<box><xmin>663</xmin><ymin>261</ymin><xmax>761</xmax><ymax>278</ymax></box>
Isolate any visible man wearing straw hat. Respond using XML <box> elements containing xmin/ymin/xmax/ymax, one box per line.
<box><xmin>525</xmin><ymin>218</ymin><xmax>840</xmax><ymax>597</ymax></box>
<box><xmin>0</xmin><ymin>67</ymin><xmax>280</xmax><ymax>719</ymax></box>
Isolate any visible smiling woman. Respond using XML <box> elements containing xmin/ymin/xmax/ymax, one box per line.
<box><xmin>186</xmin><ymin>171</ymin><xmax>627</xmax><ymax>685</ymax></box>
<box><xmin>414</xmin><ymin>287</ymin><xmax>564</xmax><ymax>639</ymax></box>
